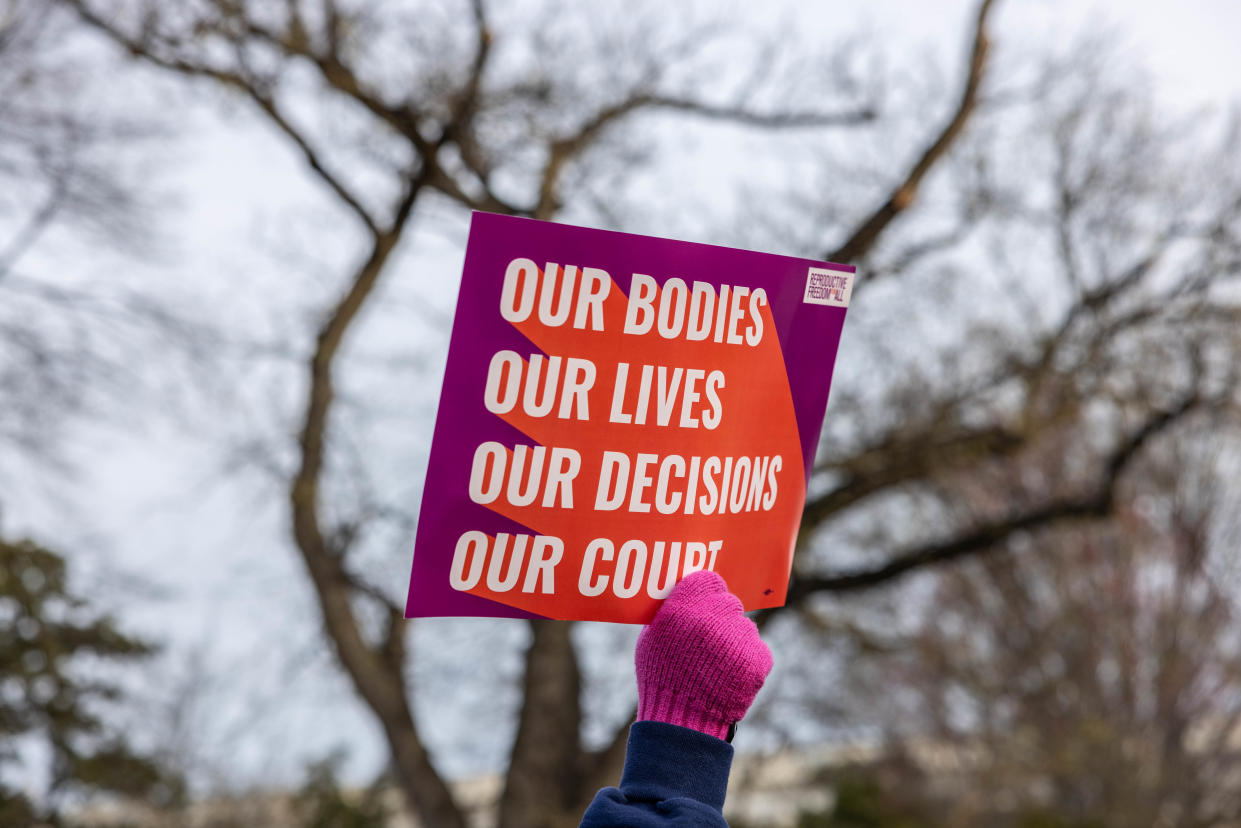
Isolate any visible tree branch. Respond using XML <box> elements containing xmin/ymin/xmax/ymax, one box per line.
<box><xmin>803</xmin><ymin>423</ymin><xmax>1024</xmax><ymax>533</ymax></box>
<box><xmin>218</xmin><ymin>1</ymin><xmax>524</xmax><ymax>214</ymax></box>
<box><xmin>768</xmin><ymin>387</ymin><xmax>1199</xmax><ymax>621</ymax></box>
<box><xmin>532</xmin><ymin>94</ymin><xmax>653</xmax><ymax>219</ymax></box>
<box><xmin>62</xmin><ymin>1</ymin><xmax>380</xmax><ymax>233</ymax></box>
<box><xmin>0</xmin><ymin>182</ymin><xmax>63</xmax><ymax>282</ymax></box>
<box><xmin>827</xmin><ymin>0</ymin><xmax>1000</xmax><ymax>263</ymax></box>
<box><xmin>643</xmin><ymin>94</ymin><xmax>876</xmax><ymax>129</ymax></box>
<box><xmin>440</xmin><ymin>0</ymin><xmax>491</xmax><ymax>149</ymax></box>
<box><xmin>530</xmin><ymin>90</ymin><xmax>876</xmax><ymax>219</ymax></box>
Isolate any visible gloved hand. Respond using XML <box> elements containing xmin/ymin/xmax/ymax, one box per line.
<box><xmin>634</xmin><ymin>570</ymin><xmax>773</xmax><ymax>741</ymax></box>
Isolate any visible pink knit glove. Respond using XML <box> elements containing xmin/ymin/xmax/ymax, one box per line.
<box><xmin>635</xmin><ymin>571</ymin><xmax>773</xmax><ymax>740</ymax></box>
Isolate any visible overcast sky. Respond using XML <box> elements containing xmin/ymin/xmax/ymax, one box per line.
<box><xmin>862</xmin><ymin>0</ymin><xmax>1241</xmax><ymax>108</ymax></box>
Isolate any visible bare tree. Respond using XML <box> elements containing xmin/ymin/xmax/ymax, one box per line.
<box><xmin>53</xmin><ymin>2</ymin><xmax>880</xmax><ymax>826</ymax></box>
<box><xmin>0</xmin><ymin>0</ymin><xmax>141</xmax><ymax>274</ymax></box>
<box><xmin>777</xmin><ymin>36</ymin><xmax>1241</xmax><ymax>610</ymax></box>
<box><xmin>47</xmin><ymin>1</ymin><xmax>1241</xmax><ymax>826</ymax></box>
<box><xmin>0</xmin><ymin>0</ymin><xmax>196</xmax><ymax>494</ymax></box>
<box><xmin>817</xmin><ymin>423</ymin><xmax>1241</xmax><ymax>826</ymax></box>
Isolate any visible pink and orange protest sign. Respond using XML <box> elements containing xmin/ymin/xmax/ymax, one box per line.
<box><xmin>405</xmin><ymin>212</ymin><xmax>853</xmax><ymax>623</ymax></box>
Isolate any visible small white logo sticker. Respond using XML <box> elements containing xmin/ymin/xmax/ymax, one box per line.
<box><xmin>804</xmin><ymin>266</ymin><xmax>853</xmax><ymax>308</ymax></box>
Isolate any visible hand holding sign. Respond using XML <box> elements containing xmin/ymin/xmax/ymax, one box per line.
<box><xmin>406</xmin><ymin>213</ymin><xmax>852</xmax><ymax>623</ymax></box>
<box><xmin>635</xmin><ymin>570</ymin><xmax>772</xmax><ymax>740</ymax></box>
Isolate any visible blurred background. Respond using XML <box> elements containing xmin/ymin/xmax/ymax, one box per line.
<box><xmin>3</xmin><ymin>0</ymin><xmax>1241</xmax><ymax>825</ymax></box>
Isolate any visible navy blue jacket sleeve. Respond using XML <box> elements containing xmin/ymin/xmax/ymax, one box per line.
<box><xmin>578</xmin><ymin>721</ymin><xmax>733</xmax><ymax>827</ymax></box>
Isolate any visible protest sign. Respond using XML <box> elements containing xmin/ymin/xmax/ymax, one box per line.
<box><xmin>405</xmin><ymin>212</ymin><xmax>853</xmax><ymax>623</ymax></box>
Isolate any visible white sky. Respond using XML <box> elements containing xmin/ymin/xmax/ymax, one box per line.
<box><xmin>9</xmin><ymin>0</ymin><xmax>1241</xmax><ymax>795</ymax></box>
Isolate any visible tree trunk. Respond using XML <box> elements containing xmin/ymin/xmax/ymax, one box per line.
<box><xmin>497</xmin><ymin>620</ymin><xmax>587</xmax><ymax>828</ymax></box>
